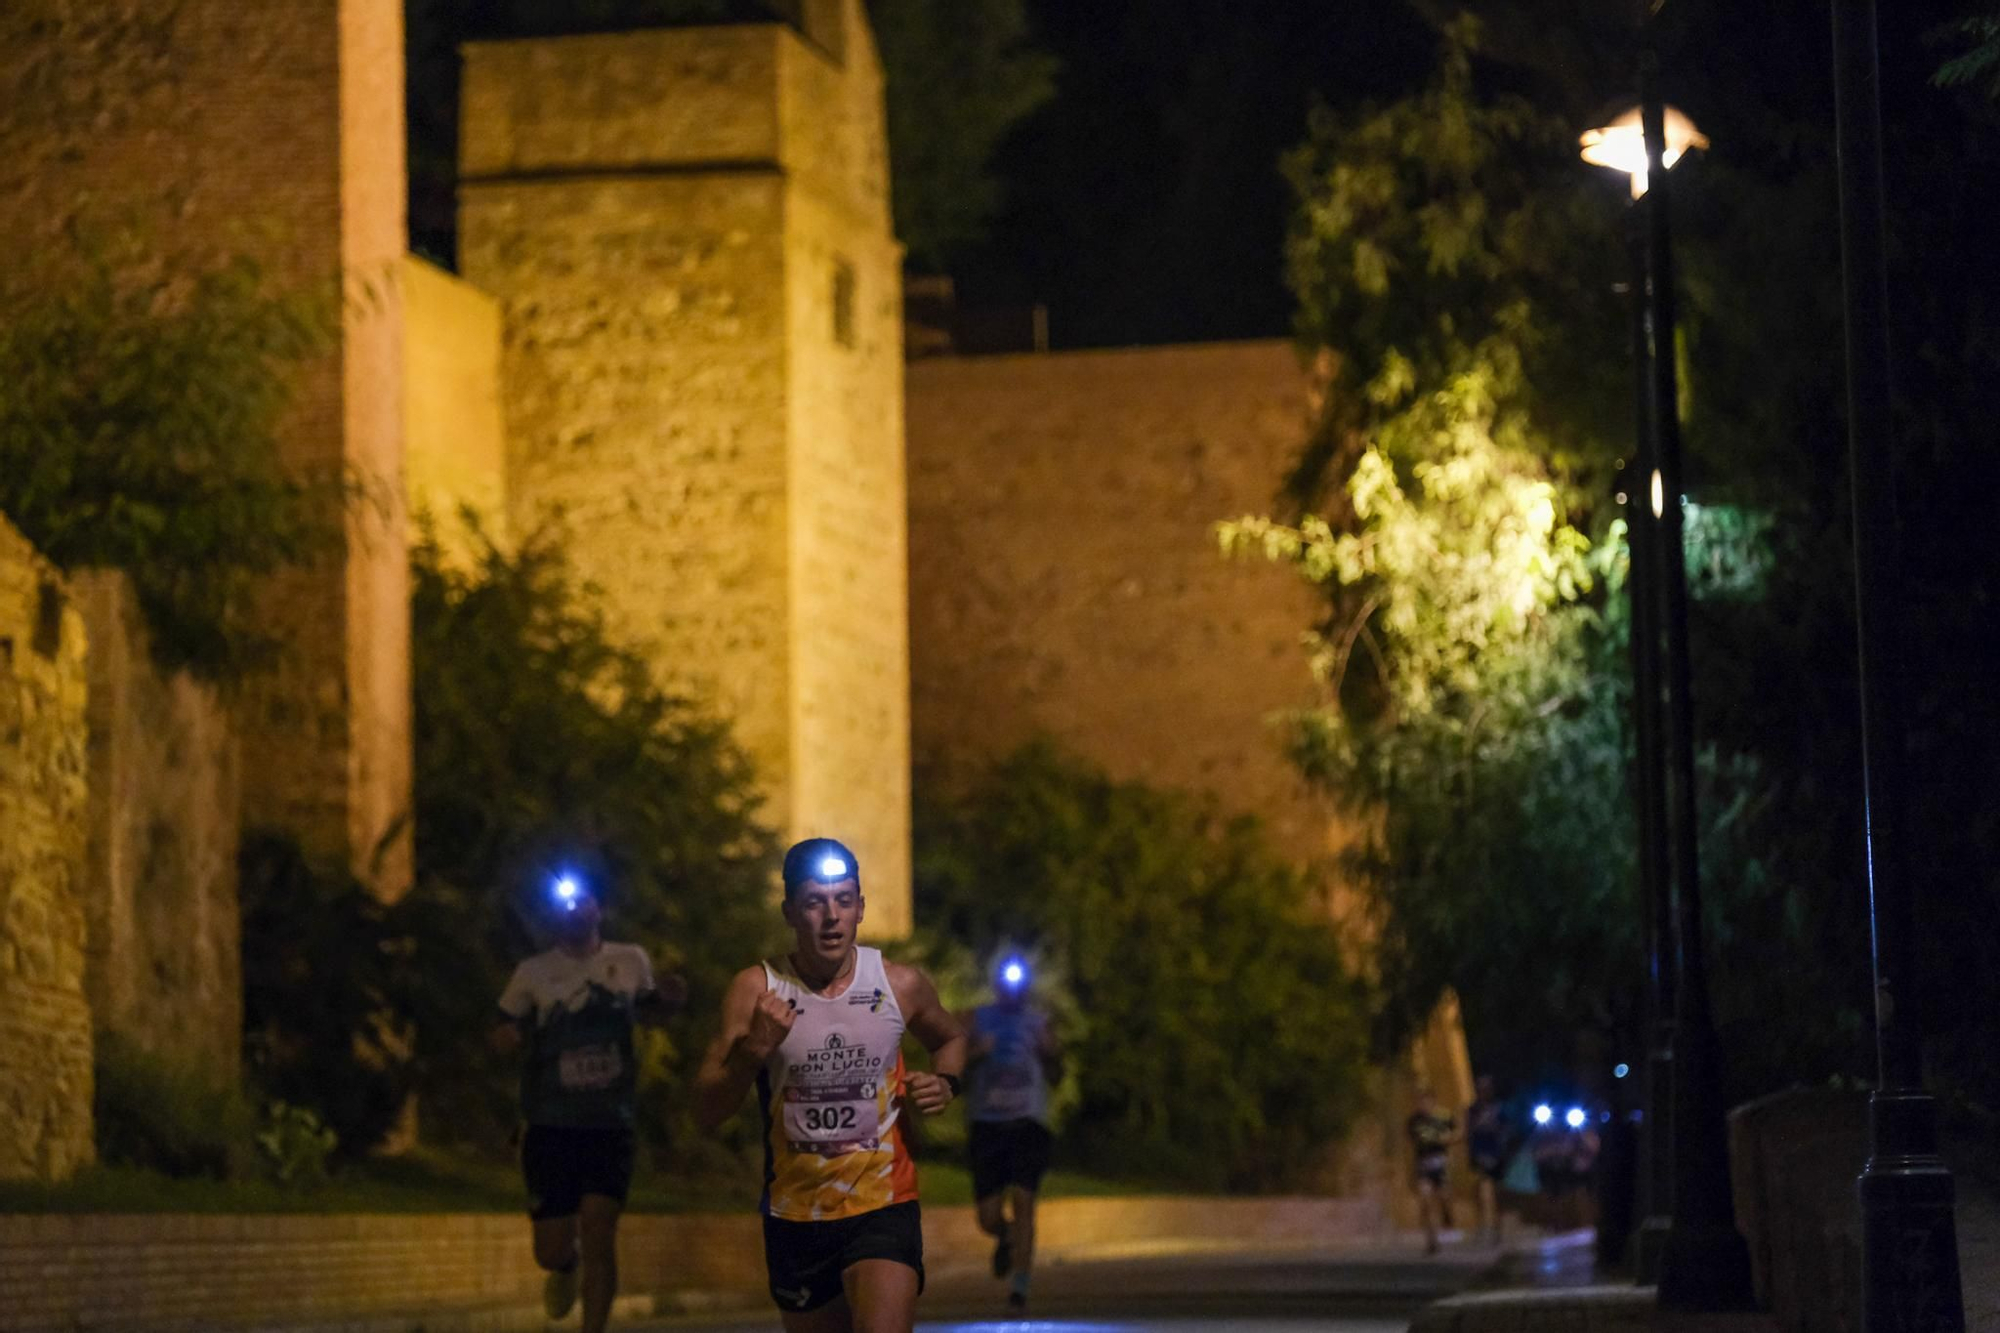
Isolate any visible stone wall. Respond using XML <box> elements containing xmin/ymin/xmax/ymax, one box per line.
<box><xmin>904</xmin><ymin>340</ymin><xmax>1345</xmax><ymax>864</ymax></box>
<box><xmin>0</xmin><ymin>518</ymin><xmax>93</xmax><ymax>1182</ymax></box>
<box><xmin>459</xmin><ymin>3</ymin><xmax>912</xmax><ymax>926</ymax></box>
<box><xmin>0</xmin><ymin>0</ymin><xmax>412</xmax><ymax>898</ymax></box>
<box><xmin>72</xmin><ymin>573</ymin><xmax>241</xmax><ymax>1083</ymax></box>
<box><xmin>780</xmin><ymin>2</ymin><xmax>911</xmax><ymax>933</ymax></box>
<box><xmin>404</xmin><ymin>255</ymin><xmax>510</xmax><ymax>563</ymax></box>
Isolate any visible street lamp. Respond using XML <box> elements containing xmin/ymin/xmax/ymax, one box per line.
<box><xmin>1830</xmin><ymin>5</ymin><xmax>1967</xmax><ymax>1329</ymax></box>
<box><xmin>1583</xmin><ymin>68</ymin><xmax>1754</xmax><ymax>1312</ymax></box>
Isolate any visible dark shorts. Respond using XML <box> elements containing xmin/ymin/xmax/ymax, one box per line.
<box><xmin>969</xmin><ymin>1118</ymin><xmax>1054</xmax><ymax>1200</ymax></box>
<box><xmin>1415</xmin><ymin>1153</ymin><xmax>1448</xmax><ymax>1189</ymax></box>
<box><xmin>1470</xmin><ymin>1143</ymin><xmax>1507</xmax><ymax>1181</ymax></box>
<box><xmin>521</xmin><ymin>1123</ymin><xmax>636</xmax><ymax>1220</ymax></box>
<box><xmin>762</xmin><ymin>1200</ymin><xmax>925</xmax><ymax>1313</ymax></box>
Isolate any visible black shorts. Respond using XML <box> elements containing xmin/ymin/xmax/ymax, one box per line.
<box><xmin>762</xmin><ymin>1200</ymin><xmax>925</xmax><ymax>1313</ymax></box>
<box><xmin>969</xmin><ymin>1118</ymin><xmax>1054</xmax><ymax>1200</ymax></box>
<box><xmin>1415</xmin><ymin>1154</ymin><xmax>1448</xmax><ymax>1189</ymax></box>
<box><xmin>1470</xmin><ymin>1146</ymin><xmax>1506</xmax><ymax>1181</ymax></box>
<box><xmin>521</xmin><ymin>1123</ymin><xmax>636</xmax><ymax>1220</ymax></box>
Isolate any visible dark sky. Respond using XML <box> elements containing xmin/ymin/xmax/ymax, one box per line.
<box><xmin>951</xmin><ymin>0</ymin><xmax>1438</xmax><ymax>350</ymax></box>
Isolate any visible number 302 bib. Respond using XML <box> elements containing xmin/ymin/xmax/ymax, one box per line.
<box><xmin>782</xmin><ymin>1077</ymin><xmax>881</xmax><ymax>1156</ymax></box>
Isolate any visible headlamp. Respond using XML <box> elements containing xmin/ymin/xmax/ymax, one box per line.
<box><xmin>1000</xmin><ymin>958</ymin><xmax>1027</xmax><ymax>989</ymax></box>
<box><xmin>1533</xmin><ymin>1103</ymin><xmax>1554</xmax><ymax>1126</ymax></box>
<box><xmin>1565</xmin><ymin>1107</ymin><xmax>1587</xmax><ymax>1129</ymax></box>
<box><xmin>817</xmin><ymin>855</ymin><xmax>849</xmax><ymax>880</ymax></box>
<box><xmin>553</xmin><ymin>875</ymin><xmax>581</xmax><ymax>910</ymax></box>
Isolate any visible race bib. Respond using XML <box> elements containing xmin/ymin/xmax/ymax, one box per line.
<box><xmin>982</xmin><ymin>1064</ymin><xmax>1036</xmax><ymax>1116</ymax></box>
<box><xmin>558</xmin><ymin>1044</ymin><xmax>623</xmax><ymax>1091</ymax></box>
<box><xmin>782</xmin><ymin>1080</ymin><xmax>880</xmax><ymax>1156</ymax></box>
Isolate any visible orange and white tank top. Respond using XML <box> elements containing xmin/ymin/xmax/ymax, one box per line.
<box><xmin>756</xmin><ymin>947</ymin><xmax>918</xmax><ymax>1221</ymax></box>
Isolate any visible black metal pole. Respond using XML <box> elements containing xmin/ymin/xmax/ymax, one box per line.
<box><xmin>1622</xmin><ymin>205</ymin><xmax>1676</xmax><ymax>1287</ymax></box>
<box><xmin>1830</xmin><ymin>5</ymin><xmax>1967</xmax><ymax>1329</ymax></box>
<box><xmin>1638</xmin><ymin>48</ymin><xmax>1756</xmax><ymax>1314</ymax></box>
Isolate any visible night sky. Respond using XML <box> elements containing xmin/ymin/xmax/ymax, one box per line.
<box><xmin>950</xmin><ymin>0</ymin><xmax>1438</xmax><ymax>350</ymax></box>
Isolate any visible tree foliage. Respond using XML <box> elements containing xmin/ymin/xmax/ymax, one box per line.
<box><xmin>0</xmin><ymin>248</ymin><xmax>342</xmax><ymax>678</ymax></box>
<box><xmin>915</xmin><ymin>742</ymin><xmax>1370</xmax><ymax>1191</ymax></box>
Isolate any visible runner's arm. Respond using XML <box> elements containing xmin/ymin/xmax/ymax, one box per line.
<box><xmin>693</xmin><ymin>966</ymin><xmax>783</xmax><ymax>1132</ymax></box>
<box><xmin>891</xmin><ymin>962</ymin><xmax>966</xmax><ymax>1115</ymax></box>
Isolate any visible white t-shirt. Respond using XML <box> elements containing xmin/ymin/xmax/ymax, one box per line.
<box><xmin>498</xmin><ymin>942</ymin><xmax>656</xmax><ymax>1126</ymax></box>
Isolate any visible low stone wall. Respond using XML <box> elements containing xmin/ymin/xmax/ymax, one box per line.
<box><xmin>0</xmin><ymin>1195</ymin><xmax>1382</xmax><ymax>1332</ymax></box>
<box><xmin>1727</xmin><ymin>1086</ymin><xmax>1868</xmax><ymax>1333</ymax></box>
<box><xmin>0</xmin><ymin>518</ymin><xmax>93</xmax><ymax>1183</ymax></box>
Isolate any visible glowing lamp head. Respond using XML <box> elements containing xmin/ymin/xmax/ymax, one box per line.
<box><xmin>1000</xmin><ymin>958</ymin><xmax>1028</xmax><ymax>991</ymax></box>
<box><xmin>1614</xmin><ymin>1062</ymin><xmax>1631</xmax><ymax>1080</ymax></box>
<box><xmin>782</xmin><ymin>838</ymin><xmax>861</xmax><ymax>900</ymax></box>
<box><xmin>1534</xmin><ymin>1103</ymin><xmax>1554</xmax><ymax>1126</ymax></box>
<box><xmin>552</xmin><ymin>875</ymin><xmax>581</xmax><ymax>909</ymax></box>
<box><xmin>1566</xmin><ymin>1107</ymin><xmax>1588</xmax><ymax>1129</ymax></box>
<box><xmin>817</xmin><ymin>855</ymin><xmax>849</xmax><ymax>880</ymax></box>
<box><xmin>1579</xmin><ymin>104</ymin><xmax>1711</xmax><ymax>198</ymax></box>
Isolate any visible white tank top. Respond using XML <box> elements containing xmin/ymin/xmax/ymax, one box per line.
<box><xmin>756</xmin><ymin>947</ymin><xmax>918</xmax><ymax>1220</ymax></box>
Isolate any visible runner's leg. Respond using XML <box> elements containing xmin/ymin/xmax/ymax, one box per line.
<box><xmin>780</xmin><ymin>1297</ymin><xmax>854</xmax><ymax>1333</ymax></box>
<box><xmin>842</xmin><ymin>1257</ymin><xmax>920</xmax><ymax>1333</ymax></box>
<box><xmin>578</xmin><ymin>1193</ymin><xmax>622</xmax><ymax>1333</ymax></box>
<box><xmin>1007</xmin><ymin>1185</ymin><xmax>1038</xmax><ymax>1303</ymax></box>
<box><xmin>533</xmin><ymin>1214</ymin><xmax>579</xmax><ymax>1271</ymax></box>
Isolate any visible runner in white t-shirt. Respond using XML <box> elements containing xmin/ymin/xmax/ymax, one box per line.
<box><xmin>963</xmin><ymin>956</ymin><xmax>1062</xmax><ymax>1311</ymax></box>
<box><xmin>490</xmin><ymin>875</ymin><xmax>685</xmax><ymax>1333</ymax></box>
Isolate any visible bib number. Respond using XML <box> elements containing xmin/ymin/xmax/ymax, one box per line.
<box><xmin>558</xmin><ymin>1044</ymin><xmax>623</xmax><ymax>1091</ymax></box>
<box><xmin>783</xmin><ymin>1083</ymin><xmax>880</xmax><ymax>1155</ymax></box>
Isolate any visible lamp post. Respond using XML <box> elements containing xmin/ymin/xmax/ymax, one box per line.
<box><xmin>1581</xmin><ymin>54</ymin><xmax>1753</xmax><ymax>1311</ymax></box>
<box><xmin>1829</xmin><ymin>5</ymin><xmax>1967</xmax><ymax>1329</ymax></box>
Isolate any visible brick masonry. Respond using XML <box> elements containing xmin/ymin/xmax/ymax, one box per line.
<box><xmin>403</xmin><ymin>256</ymin><xmax>511</xmax><ymax>564</ymax></box>
<box><xmin>0</xmin><ymin>1195</ymin><xmax>1382</xmax><ymax>1332</ymax></box>
<box><xmin>458</xmin><ymin>2</ymin><xmax>912</xmax><ymax>928</ymax></box>
<box><xmin>0</xmin><ymin>519</ymin><xmax>93</xmax><ymax>1182</ymax></box>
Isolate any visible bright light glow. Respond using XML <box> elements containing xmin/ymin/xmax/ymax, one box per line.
<box><xmin>1566</xmin><ymin>1107</ymin><xmax>1588</xmax><ymax>1129</ymax></box>
<box><xmin>817</xmin><ymin>856</ymin><xmax>849</xmax><ymax>880</ymax></box>
<box><xmin>1580</xmin><ymin>105</ymin><xmax>1710</xmax><ymax>198</ymax></box>
<box><xmin>1534</xmin><ymin>1103</ymin><xmax>1554</xmax><ymax>1125</ymax></box>
<box><xmin>1651</xmin><ymin>469</ymin><xmax>1666</xmax><ymax>519</ymax></box>
<box><xmin>1001</xmin><ymin>960</ymin><xmax>1026</xmax><ymax>988</ymax></box>
<box><xmin>1614</xmin><ymin>1062</ymin><xmax>1631</xmax><ymax>1079</ymax></box>
<box><xmin>554</xmin><ymin>875</ymin><xmax>579</xmax><ymax>901</ymax></box>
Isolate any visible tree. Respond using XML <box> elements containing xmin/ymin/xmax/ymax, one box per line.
<box><xmin>0</xmin><ymin>247</ymin><xmax>342</xmax><ymax>678</ymax></box>
<box><xmin>915</xmin><ymin>742</ymin><xmax>1370</xmax><ymax>1190</ymax></box>
<box><xmin>402</xmin><ymin>524</ymin><xmax>780</xmax><ymax>1161</ymax></box>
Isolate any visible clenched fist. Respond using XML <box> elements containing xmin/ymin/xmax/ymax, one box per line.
<box><xmin>743</xmin><ymin>989</ymin><xmax>799</xmax><ymax>1061</ymax></box>
<box><xmin>904</xmin><ymin>1071</ymin><xmax>957</xmax><ymax>1116</ymax></box>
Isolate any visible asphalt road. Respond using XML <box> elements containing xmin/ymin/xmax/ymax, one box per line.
<box><xmin>631</xmin><ymin>1237</ymin><xmax>1503</xmax><ymax>1333</ymax></box>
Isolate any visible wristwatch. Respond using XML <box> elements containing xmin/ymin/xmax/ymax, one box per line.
<box><xmin>940</xmin><ymin>1072</ymin><xmax>963</xmax><ymax>1098</ymax></box>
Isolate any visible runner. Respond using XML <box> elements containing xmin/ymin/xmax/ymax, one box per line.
<box><xmin>1406</xmin><ymin>1087</ymin><xmax>1458</xmax><ymax>1256</ymax></box>
<box><xmin>1465</xmin><ymin>1076</ymin><xmax>1508</xmax><ymax>1244</ymax></box>
<box><xmin>963</xmin><ymin>954</ymin><xmax>1062</xmax><ymax>1311</ymax></box>
<box><xmin>694</xmin><ymin>838</ymin><xmax>967</xmax><ymax>1333</ymax></box>
<box><xmin>491</xmin><ymin>873</ymin><xmax>685</xmax><ymax>1333</ymax></box>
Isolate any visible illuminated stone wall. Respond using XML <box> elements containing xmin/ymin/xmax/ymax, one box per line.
<box><xmin>904</xmin><ymin>340</ymin><xmax>1343</xmax><ymax>864</ymax></box>
<box><xmin>0</xmin><ymin>0</ymin><xmax>412</xmax><ymax>898</ymax></box>
<box><xmin>72</xmin><ymin>573</ymin><xmax>242</xmax><ymax>1084</ymax></box>
<box><xmin>0</xmin><ymin>518</ymin><xmax>93</xmax><ymax>1182</ymax></box>
<box><xmin>459</xmin><ymin>2</ymin><xmax>911</xmax><ymax>929</ymax></box>
<box><xmin>404</xmin><ymin>255</ymin><xmax>510</xmax><ymax>563</ymax></box>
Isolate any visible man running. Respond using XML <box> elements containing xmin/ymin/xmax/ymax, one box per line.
<box><xmin>1465</xmin><ymin>1076</ymin><xmax>1508</xmax><ymax>1244</ymax></box>
<box><xmin>963</xmin><ymin>955</ymin><xmax>1061</xmax><ymax>1311</ymax></box>
<box><xmin>1407</xmin><ymin>1087</ymin><xmax>1458</xmax><ymax>1255</ymax></box>
<box><xmin>492</xmin><ymin>873</ymin><xmax>684</xmax><ymax>1332</ymax></box>
<box><xmin>694</xmin><ymin>838</ymin><xmax>967</xmax><ymax>1333</ymax></box>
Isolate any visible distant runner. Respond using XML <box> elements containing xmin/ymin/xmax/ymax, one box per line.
<box><xmin>492</xmin><ymin>873</ymin><xmax>685</xmax><ymax>1333</ymax></box>
<box><xmin>694</xmin><ymin>838</ymin><xmax>967</xmax><ymax>1333</ymax></box>
<box><xmin>963</xmin><ymin>955</ymin><xmax>1062</xmax><ymax>1311</ymax></box>
<box><xmin>1407</xmin><ymin>1088</ymin><xmax>1458</xmax><ymax>1256</ymax></box>
<box><xmin>1466</xmin><ymin>1076</ymin><xmax>1508</xmax><ymax>1244</ymax></box>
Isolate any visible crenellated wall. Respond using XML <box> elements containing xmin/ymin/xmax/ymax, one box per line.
<box><xmin>0</xmin><ymin>518</ymin><xmax>93</xmax><ymax>1182</ymax></box>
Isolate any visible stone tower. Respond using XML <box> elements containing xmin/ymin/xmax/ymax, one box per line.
<box><xmin>459</xmin><ymin>0</ymin><xmax>912</xmax><ymax>930</ymax></box>
<box><xmin>0</xmin><ymin>1</ymin><xmax>411</xmax><ymax>898</ymax></box>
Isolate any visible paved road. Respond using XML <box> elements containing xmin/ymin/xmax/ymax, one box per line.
<box><xmin>631</xmin><ymin>1237</ymin><xmax>1507</xmax><ymax>1333</ymax></box>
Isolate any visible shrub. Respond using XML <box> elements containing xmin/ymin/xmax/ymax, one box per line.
<box><xmin>915</xmin><ymin>741</ymin><xmax>1370</xmax><ymax>1191</ymax></box>
<box><xmin>93</xmin><ymin>1034</ymin><xmax>256</xmax><ymax>1179</ymax></box>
